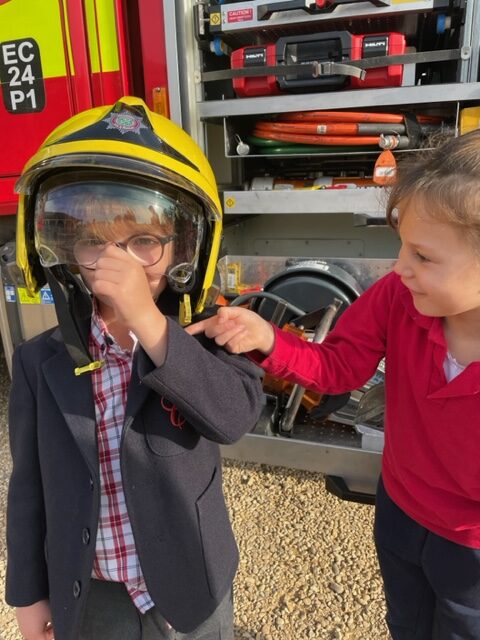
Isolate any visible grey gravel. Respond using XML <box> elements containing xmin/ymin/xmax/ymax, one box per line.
<box><xmin>0</xmin><ymin>352</ymin><xmax>388</xmax><ymax>639</ymax></box>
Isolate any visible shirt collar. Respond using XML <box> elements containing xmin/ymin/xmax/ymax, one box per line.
<box><xmin>90</xmin><ymin>300</ymin><xmax>138</xmax><ymax>357</ymax></box>
<box><xmin>398</xmin><ymin>281</ymin><xmax>445</xmax><ymax>347</ymax></box>
<box><xmin>396</xmin><ymin>278</ymin><xmax>480</xmax><ymax>396</ymax></box>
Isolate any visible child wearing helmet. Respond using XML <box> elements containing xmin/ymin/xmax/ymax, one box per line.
<box><xmin>5</xmin><ymin>98</ymin><xmax>264</xmax><ymax>640</ymax></box>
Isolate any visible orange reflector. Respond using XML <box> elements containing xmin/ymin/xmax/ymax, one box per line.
<box><xmin>152</xmin><ymin>87</ymin><xmax>170</xmax><ymax>118</ymax></box>
<box><xmin>373</xmin><ymin>149</ymin><xmax>397</xmax><ymax>186</ymax></box>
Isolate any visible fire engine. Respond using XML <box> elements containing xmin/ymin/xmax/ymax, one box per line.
<box><xmin>1</xmin><ymin>0</ymin><xmax>479</xmax><ymax>502</ymax></box>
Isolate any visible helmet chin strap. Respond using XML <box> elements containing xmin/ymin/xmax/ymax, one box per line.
<box><xmin>45</xmin><ymin>267</ymin><xmax>103</xmax><ymax>375</ymax></box>
<box><xmin>165</xmin><ymin>263</ymin><xmax>195</xmax><ymax>325</ymax></box>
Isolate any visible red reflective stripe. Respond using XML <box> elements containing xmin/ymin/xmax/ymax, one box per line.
<box><xmin>91</xmin><ymin>0</ymin><xmax>105</xmax><ymax>105</ymax></box>
<box><xmin>113</xmin><ymin>0</ymin><xmax>131</xmax><ymax>97</ymax></box>
<box><xmin>1</xmin><ymin>76</ymin><xmax>74</xmax><ymax>173</ymax></box>
<box><xmin>90</xmin><ymin>70</ymin><xmax>124</xmax><ymax>104</ymax></box>
<box><xmin>57</xmin><ymin>0</ymin><xmax>77</xmax><ymax>113</ymax></box>
<box><xmin>65</xmin><ymin>0</ymin><xmax>94</xmax><ymax>110</ymax></box>
<box><xmin>137</xmin><ymin>0</ymin><xmax>168</xmax><ymax>111</ymax></box>
<box><xmin>0</xmin><ymin>178</ymin><xmax>18</xmax><ymax>215</ymax></box>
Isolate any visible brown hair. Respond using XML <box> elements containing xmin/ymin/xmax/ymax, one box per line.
<box><xmin>386</xmin><ymin>129</ymin><xmax>480</xmax><ymax>251</ymax></box>
<box><xmin>79</xmin><ymin>207</ymin><xmax>174</xmax><ymax>242</ymax></box>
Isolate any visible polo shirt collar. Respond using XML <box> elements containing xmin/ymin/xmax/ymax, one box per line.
<box><xmin>399</xmin><ymin>284</ymin><xmax>445</xmax><ymax>347</ymax></box>
<box><xmin>399</xmin><ymin>282</ymin><xmax>480</xmax><ymax>397</ymax></box>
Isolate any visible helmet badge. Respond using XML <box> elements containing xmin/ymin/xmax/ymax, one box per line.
<box><xmin>103</xmin><ymin>110</ymin><xmax>148</xmax><ymax>136</ymax></box>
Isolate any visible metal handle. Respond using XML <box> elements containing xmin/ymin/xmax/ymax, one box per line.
<box><xmin>279</xmin><ymin>297</ymin><xmax>343</xmax><ymax>434</ymax></box>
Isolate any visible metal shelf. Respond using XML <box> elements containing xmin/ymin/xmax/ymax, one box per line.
<box><xmin>222</xmin><ymin>186</ymin><xmax>386</xmax><ymax>216</ymax></box>
<box><xmin>198</xmin><ymin>83</ymin><xmax>480</xmax><ymax>119</ymax></box>
<box><xmin>209</xmin><ymin>0</ymin><xmax>450</xmax><ymax>36</ymax></box>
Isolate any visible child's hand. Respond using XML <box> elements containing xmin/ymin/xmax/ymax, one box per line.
<box><xmin>86</xmin><ymin>243</ymin><xmax>170</xmax><ymax>365</ymax></box>
<box><xmin>16</xmin><ymin>599</ymin><xmax>54</xmax><ymax>640</ymax></box>
<box><xmin>186</xmin><ymin>306</ymin><xmax>275</xmax><ymax>355</ymax></box>
<box><xmin>87</xmin><ymin>244</ymin><xmax>160</xmax><ymax>330</ymax></box>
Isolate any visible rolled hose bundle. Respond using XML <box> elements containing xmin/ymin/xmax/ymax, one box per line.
<box><xmin>248</xmin><ymin>110</ymin><xmax>448</xmax><ymax>153</ymax></box>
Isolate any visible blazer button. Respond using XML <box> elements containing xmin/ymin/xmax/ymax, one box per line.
<box><xmin>73</xmin><ymin>580</ymin><xmax>81</xmax><ymax>598</ymax></box>
<box><xmin>89</xmin><ymin>477</ymin><xmax>94</xmax><ymax>491</ymax></box>
<box><xmin>82</xmin><ymin>528</ymin><xmax>90</xmax><ymax>545</ymax></box>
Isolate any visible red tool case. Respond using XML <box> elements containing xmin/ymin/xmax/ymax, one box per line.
<box><xmin>231</xmin><ymin>31</ymin><xmax>406</xmax><ymax>97</ymax></box>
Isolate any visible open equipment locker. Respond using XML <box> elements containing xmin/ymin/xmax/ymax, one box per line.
<box><xmin>161</xmin><ymin>0</ymin><xmax>480</xmax><ymax>500</ymax></box>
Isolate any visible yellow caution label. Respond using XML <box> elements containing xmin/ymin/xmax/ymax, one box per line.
<box><xmin>225</xmin><ymin>197</ymin><xmax>236</xmax><ymax>209</ymax></box>
<box><xmin>18</xmin><ymin>287</ymin><xmax>40</xmax><ymax>304</ymax></box>
<box><xmin>210</xmin><ymin>12</ymin><xmax>221</xmax><ymax>26</ymax></box>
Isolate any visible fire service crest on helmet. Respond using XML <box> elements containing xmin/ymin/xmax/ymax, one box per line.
<box><xmin>103</xmin><ymin>110</ymin><xmax>148</xmax><ymax>135</ymax></box>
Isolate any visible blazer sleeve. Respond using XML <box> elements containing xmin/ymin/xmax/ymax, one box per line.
<box><xmin>136</xmin><ymin>318</ymin><xmax>264</xmax><ymax>445</ymax></box>
<box><xmin>5</xmin><ymin>345</ymin><xmax>49</xmax><ymax>607</ymax></box>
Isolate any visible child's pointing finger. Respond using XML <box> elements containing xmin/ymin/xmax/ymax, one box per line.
<box><xmin>185</xmin><ymin>318</ymin><xmax>211</xmax><ymax>336</ymax></box>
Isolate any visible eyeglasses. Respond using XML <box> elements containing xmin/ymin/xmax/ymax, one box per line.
<box><xmin>73</xmin><ymin>233</ymin><xmax>175</xmax><ymax>269</ymax></box>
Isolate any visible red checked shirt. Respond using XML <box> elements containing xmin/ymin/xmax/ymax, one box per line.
<box><xmin>89</xmin><ymin>310</ymin><xmax>154</xmax><ymax>613</ymax></box>
<box><xmin>251</xmin><ymin>271</ymin><xmax>480</xmax><ymax>548</ymax></box>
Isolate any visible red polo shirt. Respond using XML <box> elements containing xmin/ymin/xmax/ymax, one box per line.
<box><xmin>252</xmin><ymin>271</ymin><xmax>480</xmax><ymax>548</ymax></box>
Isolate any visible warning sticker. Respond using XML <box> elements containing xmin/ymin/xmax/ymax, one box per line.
<box><xmin>18</xmin><ymin>287</ymin><xmax>41</xmax><ymax>304</ymax></box>
<box><xmin>4</xmin><ymin>285</ymin><xmax>16</xmax><ymax>303</ymax></box>
<box><xmin>227</xmin><ymin>8</ymin><xmax>253</xmax><ymax>23</ymax></box>
<box><xmin>40</xmin><ymin>287</ymin><xmax>54</xmax><ymax>304</ymax></box>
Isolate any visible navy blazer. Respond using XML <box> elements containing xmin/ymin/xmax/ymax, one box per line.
<box><xmin>6</xmin><ymin>317</ymin><xmax>264</xmax><ymax>640</ymax></box>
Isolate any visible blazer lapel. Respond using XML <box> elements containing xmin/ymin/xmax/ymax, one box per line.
<box><xmin>41</xmin><ymin>334</ymin><xmax>151</xmax><ymax>473</ymax></box>
<box><xmin>42</xmin><ymin>343</ymin><xmax>98</xmax><ymax>478</ymax></box>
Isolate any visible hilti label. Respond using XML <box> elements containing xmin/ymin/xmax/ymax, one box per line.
<box><xmin>363</xmin><ymin>37</ymin><xmax>388</xmax><ymax>58</ymax></box>
<box><xmin>0</xmin><ymin>38</ymin><xmax>45</xmax><ymax>113</ymax></box>
<box><xmin>245</xmin><ymin>48</ymin><xmax>267</xmax><ymax>66</ymax></box>
<box><xmin>227</xmin><ymin>8</ymin><xmax>254</xmax><ymax>23</ymax></box>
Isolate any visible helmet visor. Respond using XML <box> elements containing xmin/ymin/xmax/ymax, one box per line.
<box><xmin>34</xmin><ymin>173</ymin><xmax>207</xmax><ymax>291</ymax></box>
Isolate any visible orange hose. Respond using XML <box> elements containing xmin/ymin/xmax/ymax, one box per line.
<box><xmin>282</xmin><ymin>111</ymin><xmax>405</xmax><ymax>124</ymax></box>
<box><xmin>281</xmin><ymin>111</ymin><xmax>444</xmax><ymax>125</ymax></box>
<box><xmin>252</xmin><ymin>128</ymin><xmax>380</xmax><ymax>146</ymax></box>
<box><xmin>255</xmin><ymin>121</ymin><xmax>361</xmax><ymax>135</ymax></box>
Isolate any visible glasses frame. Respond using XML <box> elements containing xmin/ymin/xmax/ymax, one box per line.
<box><xmin>73</xmin><ymin>233</ymin><xmax>176</xmax><ymax>269</ymax></box>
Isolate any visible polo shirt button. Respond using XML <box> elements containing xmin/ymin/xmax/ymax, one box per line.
<box><xmin>73</xmin><ymin>580</ymin><xmax>81</xmax><ymax>598</ymax></box>
<box><xmin>82</xmin><ymin>528</ymin><xmax>90</xmax><ymax>545</ymax></box>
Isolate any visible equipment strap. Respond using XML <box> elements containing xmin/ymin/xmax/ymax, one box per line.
<box><xmin>201</xmin><ymin>48</ymin><xmax>465</xmax><ymax>82</ymax></box>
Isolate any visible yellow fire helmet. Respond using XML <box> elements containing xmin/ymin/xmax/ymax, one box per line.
<box><xmin>15</xmin><ymin>97</ymin><xmax>223</xmax><ymax>374</ymax></box>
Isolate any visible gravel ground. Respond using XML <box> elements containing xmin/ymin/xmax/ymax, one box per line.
<box><xmin>0</xmin><ymin>352</ymin><xmax>388</xmax><ymax>640</ymax></box>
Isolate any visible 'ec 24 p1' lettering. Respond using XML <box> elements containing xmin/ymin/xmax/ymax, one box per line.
<box><xmin>0</xmin><ymin>38</ymin><xmax>45</xmax><ymax>113</ymax></box>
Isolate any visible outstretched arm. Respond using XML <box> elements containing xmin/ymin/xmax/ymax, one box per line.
<box><xmin>185</xmin><ymin>305</ymin><xmax>275</xmax><ymax>355</ymax></box>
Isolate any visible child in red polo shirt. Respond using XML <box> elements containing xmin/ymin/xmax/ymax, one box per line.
<box><xmin>188</xmin><ymin>129</ymin><xmax>480</xmax><ymax>639</ymax></box>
